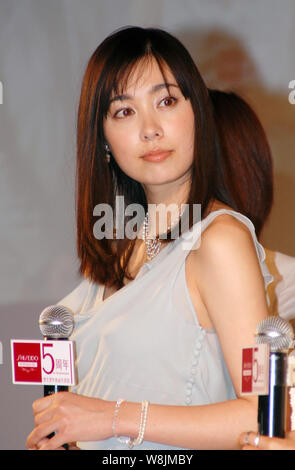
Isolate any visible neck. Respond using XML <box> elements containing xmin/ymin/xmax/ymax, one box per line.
<box><xmin>142</xmin><ymin>176</ymin><xmax>191</xmax><ymax>238</ymax></box>
<box><xmin>143</xmin><ymin>173</ymin><xmax>191</xmax><ymax>206</ymax></box>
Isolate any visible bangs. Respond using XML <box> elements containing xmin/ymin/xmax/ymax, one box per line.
<box><xmin>99</xmin><ymin>49</ymin><xmax>192</xmax><ymax>120</ymax></box>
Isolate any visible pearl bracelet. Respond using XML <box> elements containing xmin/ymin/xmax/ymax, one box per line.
<box><xmin>112</xmin><ymin>398</ymin><xmax>150</xmax><ymax>447</ymax></box>
<box><xmin>112</xmin><ymin>398</ymin><xmax>131</xmax><ymax>445</ymax></box>
<box><xmin>128</xmin><ymin>400</ymin><xmax>149</xmax><ymax>448</ymax></box>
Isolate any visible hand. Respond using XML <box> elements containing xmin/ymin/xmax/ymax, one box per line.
<box><xmin>240</xmin><ymin>430</ymin><xmax>295</xmax><ymax>450</ymax></box>
<box><xmin>26</xmin><ymin>391</ymin><xmax>114</xmax><ymax>450</ymax></box>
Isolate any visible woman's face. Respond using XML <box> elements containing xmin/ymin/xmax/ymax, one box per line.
<box><xmin>103</xmin><ymin>58</ymin><xmax>195</xmax><ymax>190</ymax></box>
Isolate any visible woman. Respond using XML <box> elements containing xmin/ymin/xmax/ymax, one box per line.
<box><xmin>26</xmin><ymin>26</ymin><xmax>272</xmax><ymax>450</ymax></box>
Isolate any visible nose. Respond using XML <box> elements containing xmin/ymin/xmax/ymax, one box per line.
<box><xmin>140</xmin><ymin>114</ymin><xmax>163</xmax><ymax>142</ymax></box>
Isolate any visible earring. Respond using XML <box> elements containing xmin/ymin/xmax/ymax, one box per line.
<box><xmin>105</xmin><ymin>143</ymin><xmax>111</xmax><ymax>163</ymax></box>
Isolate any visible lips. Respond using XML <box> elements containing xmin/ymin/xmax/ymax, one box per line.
<box><xmin>141</xmin><ymin>149</ymin><xmax>173</xmax><ymax>162</ymax></box>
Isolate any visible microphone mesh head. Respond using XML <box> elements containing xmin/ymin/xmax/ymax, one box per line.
<box><xmin>39</xmin><ymin>305</ymin><xmax>74</xmax><ymax>339</ymax></box>
<box><xmin>255</xmin><ymin>315</ymin><xmax>294</xmax><ymax>352</ymax></box>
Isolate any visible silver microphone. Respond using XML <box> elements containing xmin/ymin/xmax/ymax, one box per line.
<box><xmin>256</xmin><ymin>315</ymin><xmax>294</xmax><ymax>437</ymax></box>
<box><xmin>255</xmin><ymin>315</ymin><xmax>294</xmax><ymax>352</ymax></box>
<box><xmin>39</xmin><ymin>305</ymin><xmax>74</xmax><ymax>339</ymax></box>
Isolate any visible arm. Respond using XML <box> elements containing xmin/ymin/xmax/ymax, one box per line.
<box><xmin>26</xmin><ymin>393</ymin><xmax>258</xmax><ymax>450</ymax></box>
<box><xmin>27</xmin><ymin>216</ymin><xmax>270</xmax><ymax>450</ymax></box>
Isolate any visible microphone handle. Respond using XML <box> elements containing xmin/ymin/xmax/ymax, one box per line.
<box><xmin>258</xmin><ymin>351</ymin><xmax>288</xmax><ymax>437</ymax></box>
<box><xmin>44</xmin><ymin>384</ymin><xmax>68</xmax><ymax>396</ymax></box>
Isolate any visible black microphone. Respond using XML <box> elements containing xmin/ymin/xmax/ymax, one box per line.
<box><xmin>39</xmin><ymin>304</ymin><xmax>74</xmax><ymax>448</ymax></box>
<box><xmin>256</xmin><ymin>316</ymin><xmax>294</xmax><ymax>437</ymax></box>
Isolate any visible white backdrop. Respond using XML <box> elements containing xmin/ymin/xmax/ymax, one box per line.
<box><xmin>0</xmin><ymin>0</ymin><xmax>294</xmax><ymax>449</ymax></box>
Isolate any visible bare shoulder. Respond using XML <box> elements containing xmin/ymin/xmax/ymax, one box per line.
<box><xmin>187</xmin><ymin>210</ymin><xmax>263</xmax><ymax>303</ymax></box>
<box><xmin>199</xmin><ymin>200</ymin><xmax>254</xmax><ymax>249</ymax></box>
<box><xmin>197</xmin><ymin>212</ymin><xmax>256</xmax><ymax>263</ymax></box>
<box><xmin>185</xmin><ymin>207</ymin><xmax>268</xmax><ymax>333</ymax></box>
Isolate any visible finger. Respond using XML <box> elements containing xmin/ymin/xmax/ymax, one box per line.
<box><xmin>239</xmin><ymin>431</ymin><xmax>250</xmax><ymax>446</ymax></box>
<box><xmin>240</xmin><ymin>431</ymin><xmax>284</xmax><ymax>450</ymax></box>
<box><xmin>246</xmin><ymin>432</ymin><xmax>270</xmax><ymax>450</ymax></box>
<box><xmin>39</xmin><ymin>433</ymin><xmax>68</xmax><ymax>451</ymax></box>
<box><xmin>34</xmin><ymin>406</ymin><xmax>54</xmax><ymax>427</ymax></box>
<box><xmin>40</xmin><ymin>442</ymin><xmax>67</xmax><ymax>450</ymax></box>
<box><xmin>27</xmin><ymin>419</ymin><xmax>60</xmax><ymax>449</ymax></box>
<box><xmin>240</xmin><ymin>431</ymin><xmax>261</xmax><ymax>449</ymax></box>
<box><xmin>35</xmin><ymin>438</ymin><xmax>49</xmax><ymax>450</ymax></box>
<box><xmin>29</xmin><ymin>437</ymin><xmax>65</xmax><ymax>451</ymax></box>
<box><xmin>68</xmin><ymin>443</ymin><xmax>80</xmax><ymax>450</ymax></box>
<box><xmin>32</xmin><ymin>395</ymin><xmax>53</xmax><ymax>414</ymax></box>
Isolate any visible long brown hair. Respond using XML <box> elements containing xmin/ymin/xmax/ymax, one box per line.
<box><xmin>209</xmin><ymin>89</ymin><xmax>273</xmax><ymax>237</ymax></box>
<box><xmin>76</xmin><ymin>27</ymin><xmax>232</xmax><ymax>288</ymax></box>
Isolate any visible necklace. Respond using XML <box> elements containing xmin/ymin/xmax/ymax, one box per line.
<box><xmin>142</xmin><ymin>212</ymin><xmax>162</xmax><ymax>261</ymax></box>
<box><xmin>142</xmin><ymin>211</ymin><xmax>182</xmax><ymax>261</ymax></box>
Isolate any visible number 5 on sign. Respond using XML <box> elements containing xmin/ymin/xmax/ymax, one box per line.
<box><xmin>42</xmin><ymin>343</ymin><xmax>55</xmax><ymax>374</ymax></box>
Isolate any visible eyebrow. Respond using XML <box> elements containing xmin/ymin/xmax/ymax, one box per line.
<box><xmin>109</xmin><ymin>83</ymin><xmax>179</xmax><ymax>104</ymax></box>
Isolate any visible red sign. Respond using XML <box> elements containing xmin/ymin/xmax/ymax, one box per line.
<box><xmin>12</xmin><ymin>341</ymin><xmax>42</xmax><ymax>383</ymax></box>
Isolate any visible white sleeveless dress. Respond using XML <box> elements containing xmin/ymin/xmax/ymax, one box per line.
<box><xmin>58</xmin><ymin>209</ymin><xmax>273</xmax><ymax>450</ymax></box>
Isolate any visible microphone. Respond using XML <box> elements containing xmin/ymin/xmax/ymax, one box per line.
<box><xmin>256</xmin><ymin>316</ymin><xmax>294</xmax><ymax>437</ymax></box>
<box><xmin>39</xmin><ymin>305</ymin><xmax>74</xmax><ymax>448</ymax></box>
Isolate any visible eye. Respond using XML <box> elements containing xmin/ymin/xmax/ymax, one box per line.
<box><xmin>113</xmin><ymin>107</ymin><xmax>134</xmax><ymax>119</ymax></box>
<box><xmin>159</xmin><ymin>96</ymin><xmax>177</xmax><ymax>107</ymax></box>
